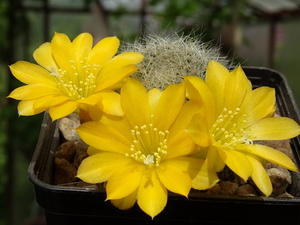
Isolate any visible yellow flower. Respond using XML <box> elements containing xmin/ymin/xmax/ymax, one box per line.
<box><xmin>76</xmin><ymin>78</ymin><xmax>218</xmax><ymax>218</ymax></box>
<box><xmin>184</xmin><ymin>60</ymin><xmax>300</xmax><ymax>196</ymax></box>
<box><xmin>8</xmin><ymin>32</ymin><xmax>144</xmax><ymax>121</ymax></box>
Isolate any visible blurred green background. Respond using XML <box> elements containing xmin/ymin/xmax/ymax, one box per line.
<box><xmin>1</xmin><ymin>0</ymin><xmax>300</xmax><ymax>224</ymax></box>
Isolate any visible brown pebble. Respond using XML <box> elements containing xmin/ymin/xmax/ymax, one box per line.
<box><xmin>232</xmin><ymin>176</ymin><xmax>246</xmax><ymax>186</ymax></box>
<box><xmin>219</xmin><ymin>181</ymin><xmax>238</xmax><ymax>195</ymax></box>
<box><xmin>74</xmin><ymin>141</ymin><xmax>89</xmax><ymax>168</ymax></box>
<box><xmin>237</xmin><ymin>184</ymin><xmax>258</xmax><ymax>196</ymax></box>
<box><xmin>55</xmin><ymin>141</ymin><xmax>76</xmax><ymax>162</ymax></box>
<box><xmin>267</xmin><ymin>166</ymin><xmax>292</xmax><ymax>197</ymax></box>
<box><xmin>54</xmin><ymin>141</ymin><xmax>88</xmax><ymax>185</ymax></box>
<box><xmin>54</xmin><ymin>158</ymin><xmax>77</xmax><ymax>185</ymax></box>
<box><xmin>277</xmin><ymin>192</ymin><xmax>294</xmax><ymax>198</ymax></box>
<box><xmin>206</xmin><ymin>183</ymin><xmax>221</xmax><ymax>195</ymax></box>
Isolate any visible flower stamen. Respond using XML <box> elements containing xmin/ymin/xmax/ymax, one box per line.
<box><xmin>128</xmin><ymin>124</ymin><xmax>168</xmax><ymax>166</ymax></box>
<box><xmin>212</xmin><ymin>107</ymin><xmax>253</xmax><ymax>147</ymax></box>
<box><xmin>50</xmin><ymin>62</ymin><xmax>99</xmax><ymax>100</ymax></box>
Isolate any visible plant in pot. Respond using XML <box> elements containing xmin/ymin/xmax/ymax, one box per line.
<box><xmin>7</xmin><ymin>32</ymin><xmax>300</xmax><ymax>224</ymax></box>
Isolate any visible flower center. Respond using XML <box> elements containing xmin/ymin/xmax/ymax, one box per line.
<box><xmin>126</xmin><ymin>123</ymin><xmax>169</xmax><ymax>166</ymax></box>
<box><xmin>50</xmin><ymin>59</ymin><xmax>99</xmax><ymax>100</ymax></box>
<box><xmin>211</xmin><ymin>107</ymin><xmax>253</xmax><ymax>147</ymax></box>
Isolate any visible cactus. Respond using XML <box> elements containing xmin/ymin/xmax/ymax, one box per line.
<box><xmin>121</xmin><ymin>33</ymin><xmax>232</xmax><ymax>90</ymax></box>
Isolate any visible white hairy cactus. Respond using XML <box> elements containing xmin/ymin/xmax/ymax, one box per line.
<box><xmin>121</xmin><ymin>33</ymin><xmax>231</xmax><ymax>90</ymax></box>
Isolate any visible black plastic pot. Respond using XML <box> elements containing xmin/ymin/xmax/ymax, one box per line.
<box><xmin>28</xmin><ymin>67</ymin><xmax>300</xmax><ymax>225</ymax></box>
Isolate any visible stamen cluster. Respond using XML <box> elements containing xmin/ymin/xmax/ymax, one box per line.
<box><xmin>212</xmin><ymin>108</ymin><xmax>252</xmax><ymax>147</ymax></box>
<box><xmin>50</xmin><ymin>60</ymin><xmax>99</xmax><ymax>100</ymax></box>
<box><xmin>126</xmin><ymin>123</ymin><xmax>169</xmax><ymax>166</ymax></box>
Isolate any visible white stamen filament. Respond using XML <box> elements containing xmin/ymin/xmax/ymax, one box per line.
<box><xmin>127</xmin><ymin>121</ymin><xmax>168</xmax><ymax>166</ymax></box>
<box><xmin>212</xmin><ymin>107</ymin><xmax>253</xmax><ymax>147</ymax></box>
<box><xmin>49</xmin><ymin>61</ymin><xmax>99</xmax><ymax>100</ymax></box>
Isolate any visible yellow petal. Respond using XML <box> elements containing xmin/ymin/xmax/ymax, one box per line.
<box><xmin>184</xmin><ymin>76</ymin><xmax>215</xmax><ymax>126</ymax></box>
<box><xmin>8</xmin><ymin>84</ymin><xmax>61</xmax><ymax>100</ymax></box>
<box><xmin>249</xmin><ymin>117</ymin><xmax>300</xmax><ymax>140</ymax></box>
<box><xmin>137</xmin><ymin>168</ymin><xmax>167</xmax><ymax>219</ymax></box>
<box><xmin>173</xmin><ymin>155</ymin><xmax>219</xmax><ymax>190</ymax></box>
<box><xmin>76</xmin><ymin>121</ymin><xmax>131</xmax><ymax>154</ymax></box>
<box><xmin>153</xmin><ymin>82</ymin><xmax>185</xmax><ymax>131</ymax></box>
<box><xmin>162</xmin><ymin>156</ymin><xmax>200</xmax><ymax>172</ymax></box>
<box><xmin>9</xmin><ymin>61</ymin><xmax>56</xmax><ymax>85</ymax></box>
<box><xmin>48</xmin><ymin>100</ymin><xmax>78</xmax><ymax>120</ymax></box>
<box><xmin>72</xmin><ymin>33</ymin><xmax>93</xmax><ymax>64</ymax></box>
<box><xmin>241</xmin><ymin>144</ymin><xmax>297</xmax><ymax>171</ymax></box>
<box><xmin>77</xmin><ymin>92</ymin><xmax>103</xmax><ymax>106</ymax></box>
<box><xmin>156</xmin><ymin>160</ymin><xmax>191</xmax><ymax>197</ymax></box>
<box><xmin>99</xmin><ymin>51</ymin><xmax>144</xmax><ymax>76</ymax></box>
<box><xmin>87</xmin><ymin>146</ymin><xmax>103</xmax><ymax>155</ymax></box>
<box><xmin>67</xmin><ymin>33</ymin><xmax>93</xmax><ymax>78</ymax></box>
<box><xmin>168</xmin><ymin>100</ymin><xmax>203</xmax><ymax>141</ymax></box>
<box><xmin>17</xmin><ymin>100</ymin><xmax>47</xmax><ymax>116</ymax></box>
<box><xmin>191</xmin><ymin>159</ymin><xmax>220</xmax><ymax>190</ymax></box>
<box><xmin>80</xmin><ymin>104</ymin><xmax>103</xmax><ymax>122</ymax></box>
<box><xmin>77</xmin><ymin>91</ymin><xmax>117</xmax><ymax>120</ymax></box>
<box><xmin>98</xmin><ymin>114</ymin><xmax>133</xmax><ymax>141</ymax></box>
<box><xmin>96</xmin><ymin>91</ymin><xmax>123</xmax><ymax>116</ymax></box>
<box><xmin>106</xmin><ymin>164</ymin><xmax>145</xmax><ymax>200</ymax></box>
<box><xmin>148</xmin><ymin>88</ymin><xmax>162</xmax><ymax>115</ymax></box>
<box><xmin>205</xmin><ymin>60</ymin><xmax>228</xmax><ymax>115</ymax></box>
<box><xmin>105</xmin><ymin>79</ymin><xmax>126</xmax><ymax>90</ymax></box>
<box><xmin>192</xmin><ymin>146</ymin><xmax>209</xmax><ymax>159</ymax></box>
<box><xmin>51</xmin><ymin>32</ymin><xmax>75</xmax><ymax>71</ymax></box>
<box><xmin>95</xmin><ymin>64</ymin><xmax>139</xmax><ymax>92</ymax></box>
<box><xmin>87</xmin><ymin>36</ymin><xmax>120</xmax><ymax>69</ymax></box>
<box><xmin>247</xmin><ymin>155</ymin><xmax>272</xmax><ymax>196</ymax></box>
<box><xmin>186</xmin><ymin>114</ymin><xmax>212</xmax><ymax>147</ymax></box>
<box><xmin>223</xmin><ymin>66</ymin><xmax>252</xmax><ymax>110</ymax></box>
<box><xmin>33</xmin><ymin>95</ymin><xmax>70</xmax><ymax>110</ymax></box>
<box><xmin>110</xmin><ymin>189</ymin><xmax>138</xmax><ymax>210</ymax></box>
<box><xmin>207</xmin><ymin>145</ymin><xmax>226</xmax><ymax>172</ymax></box>
<box><xmin>33</xmin><ymin>42</ymin><xmax>57</xmax><ymax>72</ymax></box>
<box><xmin>218</xmin><ymin>148</ymin><xmax>252</xmax><ymax>181</ymax></box>
<box><xmin>121</xmin><ymin>78</ymin><xmax>150</xmax><ymax>127</ymax></box>
<box><xmin>77</xmin><ymin>152</ymin><xmax>133</xmax><ymax>183</ymax></box>
<box><xmin>241</xmin><ymin>87</ymin><xmax>276</xmax><ymax>125</ymax></box>
<box><xmin>165</xmin><ymin>130</ymin><xmax>195</xmax><ymax>159</ymax></box>
<box><xmin>184</xmin><ymin>75</ymin><xmax>206</xmax><ymax>101</ymax></box>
